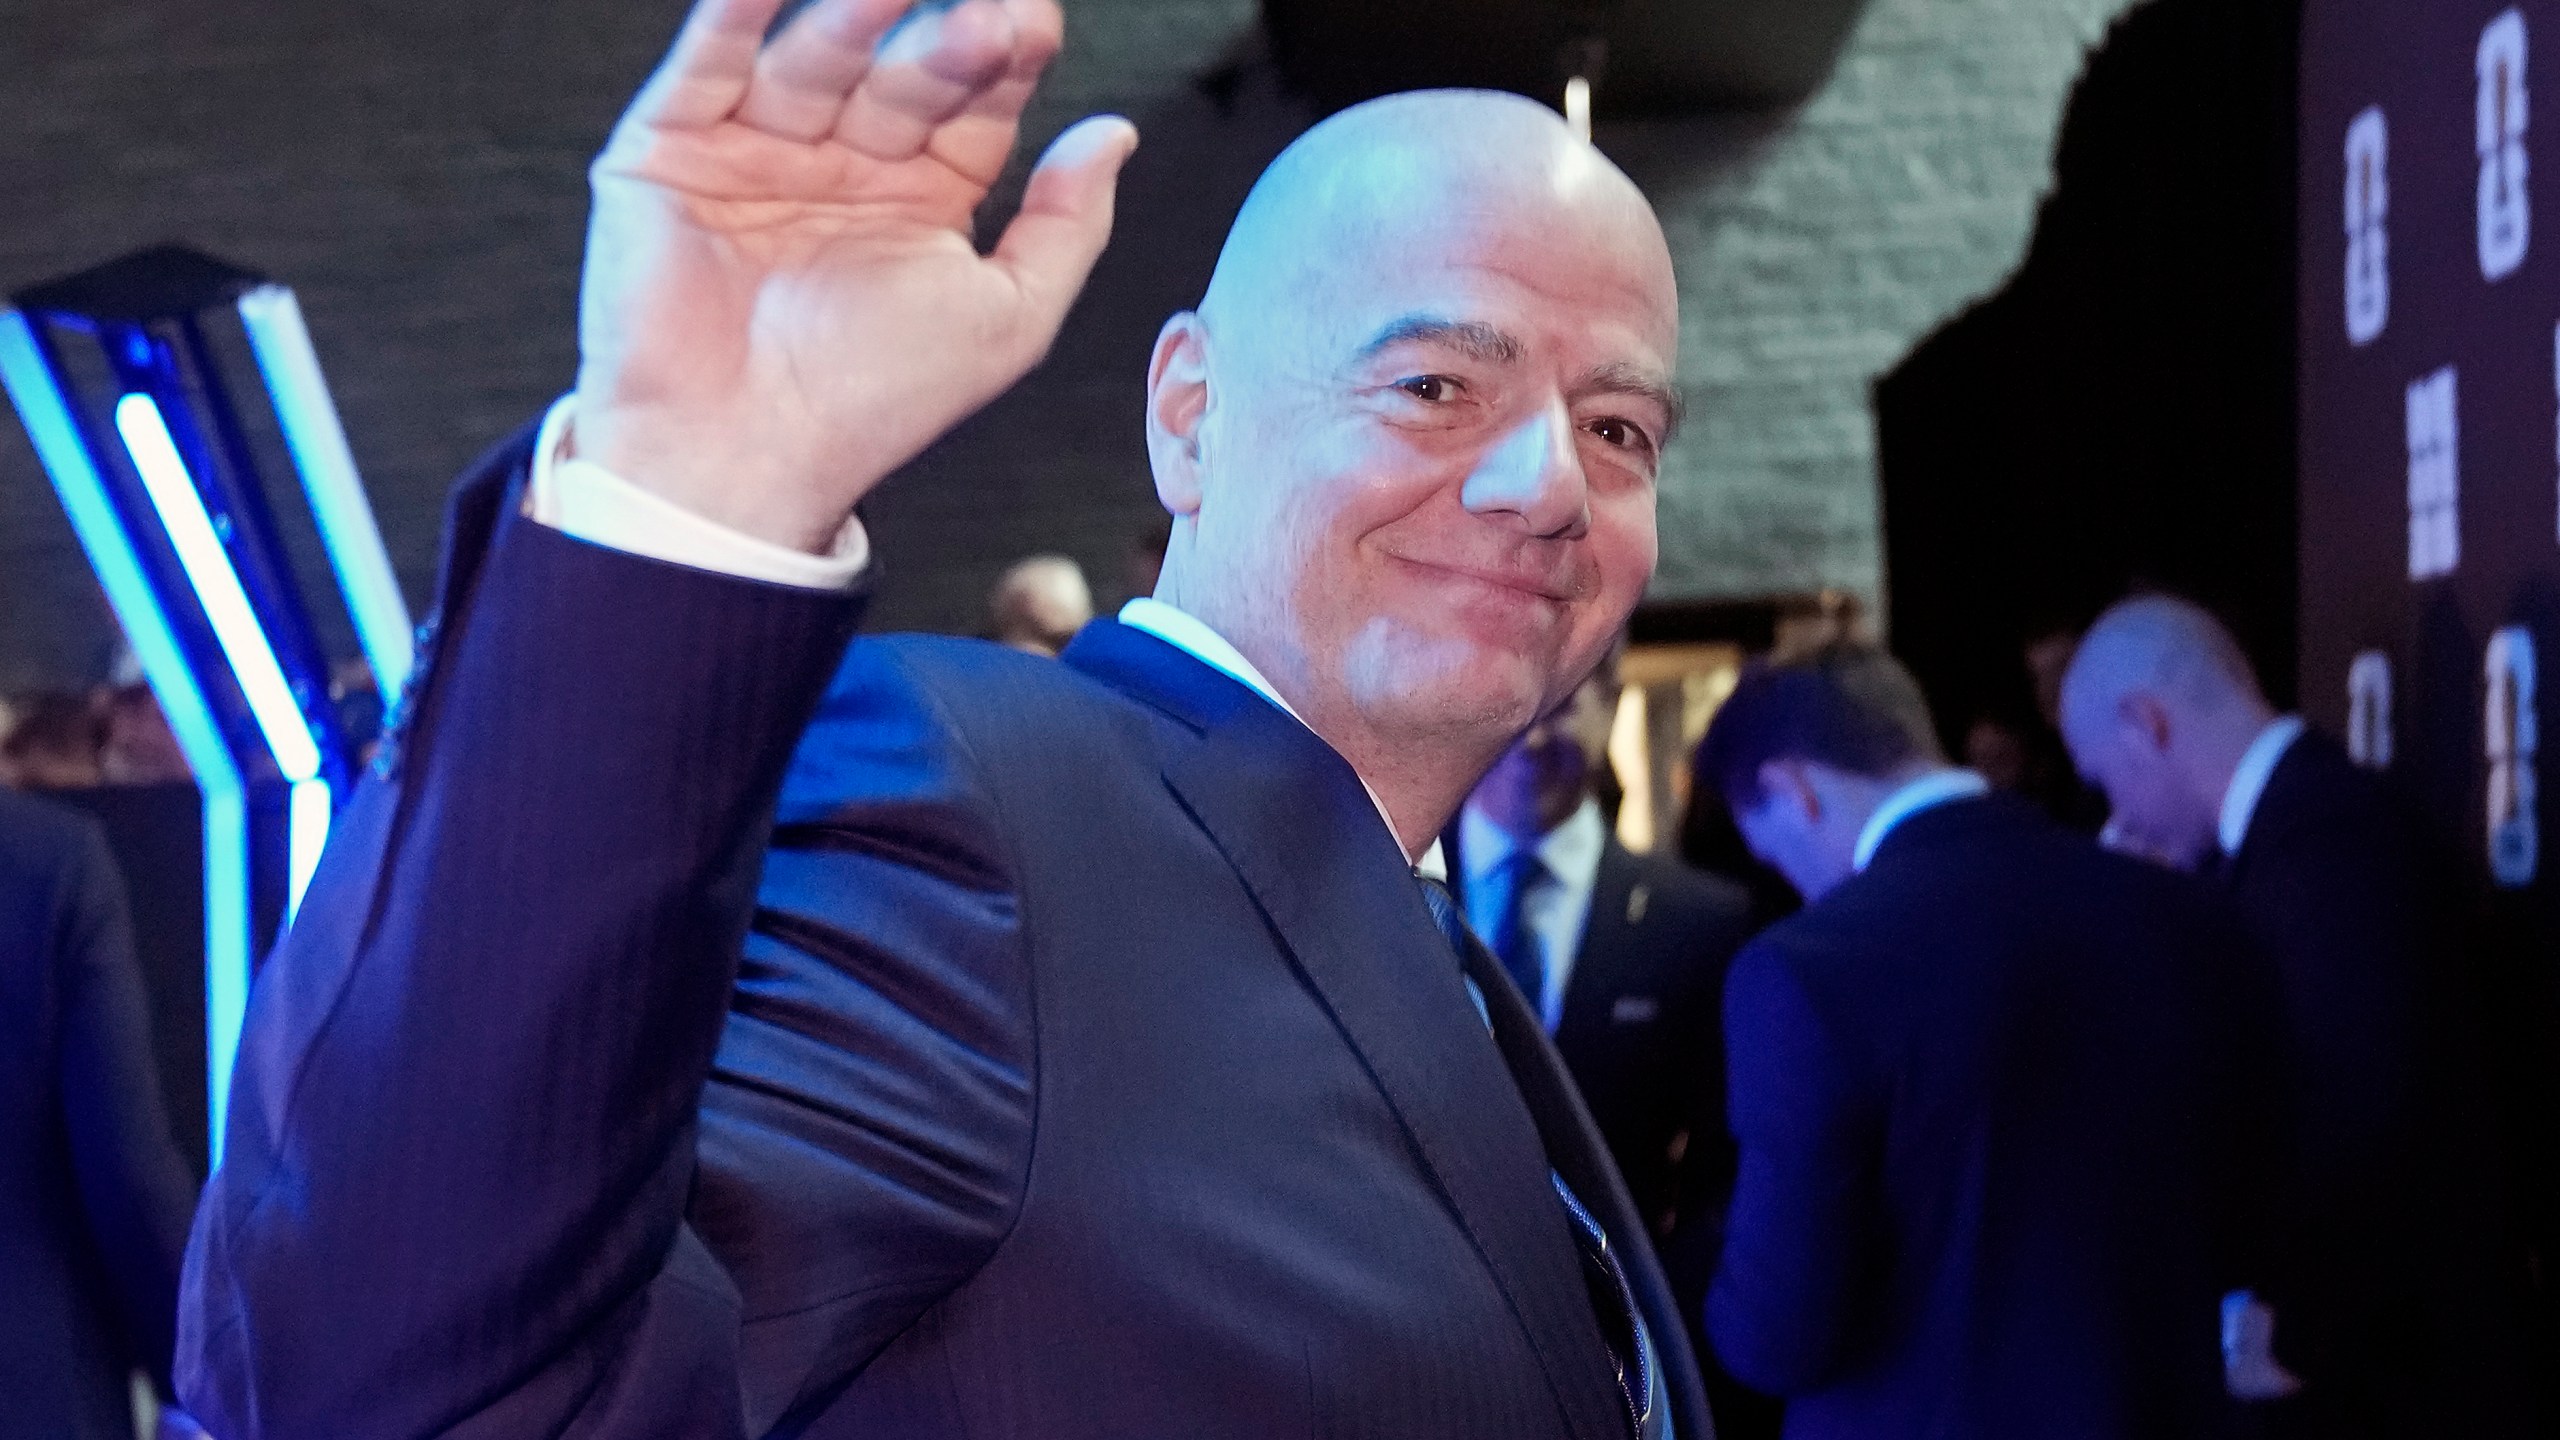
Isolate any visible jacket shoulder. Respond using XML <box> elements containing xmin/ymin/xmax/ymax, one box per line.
<box><xmin>0</xmin><ymin>789</ymin><xmax>108</xmax><ymax>889</ymax></box>
<box><xmin>779</xmin><ymin>634</ymin><xmax>1153</xmax><ymax>817</ymax></box>
<box><xmin>1613</xmin><ymin>844</ymin><xmax>1753</xmax><ymax>936</ymax></box>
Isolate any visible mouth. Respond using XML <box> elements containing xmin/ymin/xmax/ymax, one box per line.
<box><xmin>1387</xmin><ymin>553</ymin><xmax>1582</xmax><ymax>606</ymax></box>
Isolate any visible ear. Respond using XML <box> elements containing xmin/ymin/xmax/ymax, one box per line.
<box><xmin>1145</xmin><ymin>312</ymin><xmax>1211</xmax><ymax>517</ymax></box>
<box><xmin>2115</xmin><ymin>693</ymin><xmax>2174</xmax><ymax>754</ymax></box>
<box><xmin>1755</xmin><ymin>758</ymin><xmax>1822</xmax><ymax>824</ymax></box>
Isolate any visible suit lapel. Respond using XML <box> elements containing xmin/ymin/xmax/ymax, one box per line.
<box><xmin>1065</xmin><ymin>623</ymin><xmax>1628</xmax><ymax>1440</ymax></box>
<box><xmin>1558</xmin><ymin>842</ymin><xmax>1638</xmax><ymax>1044</ymax></box>
<box><xmin>1454</xmin><ymin>875</ymin><xmax>1715</xmax><ymax>1440</ymax></box>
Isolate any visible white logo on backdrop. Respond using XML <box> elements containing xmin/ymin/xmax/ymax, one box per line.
<box><xmin>2480</xmin><ymin>9</ymin><xmax>2531</xmax><ymax>281</ymax></box>
<box><xmin>2406</xmin><ymin>366</ymin><xmax>2461</xmax><ymax>579</ymax></box>
<box><xmin>2348</xmin><ymin>650</ymin><xmax>2395</xmax><ymax>769</ymax></box>
<box><xmin>2346</xmin><ymin>107</ymin><xmax>2390</xmax><ymax>343</ymax></box>
<box><xmin>2486</xmin><ymin>626</ymin><xmax>2539</xmax><ymax>887</ymax></box>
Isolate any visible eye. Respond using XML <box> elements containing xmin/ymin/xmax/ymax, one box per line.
<box><xmin>1395</xmin><ymin>375</ymin><xmax>1462</xmax><ymax>404</ymax></box>
<box><xmin>1585</xmin><ymin>416</ymin><xmax>1653</xmax><ymax>453</ymax></box>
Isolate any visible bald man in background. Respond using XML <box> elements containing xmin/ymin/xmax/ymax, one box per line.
<box><xmin>985</xmin><ymin>553</ymin><xmax>1092</xmax><ymax>655</ymax></box>
<box><xmin>2060</xmin><ymin>595</ymin><xmax>2535</xmax><ymax>1438</ymax></box>
<box><xmin>177</xmin><ymin>0</ymin><xmax>1709</xmax><ymax>1436</ymax></box>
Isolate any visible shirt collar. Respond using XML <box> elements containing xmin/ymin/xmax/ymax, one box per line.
<box><xmin>1118</xmin><ymin>598</ymin><xmax>1444</xmax><ymax>877</ymax></box>
<box><xmin>1853</xmin><ymin>768</ymin><xmax>1992</xmax><ymax>873</ymax></box>
<box><xmin>2219</xmin><ymin>714</ymin><xmax>2306</xmax><ymax>856</ymax></box>
<box><xmin>1460</xmin><ymin>795</ymin><xmax>1607</xmax><ymax>888</ymax></box>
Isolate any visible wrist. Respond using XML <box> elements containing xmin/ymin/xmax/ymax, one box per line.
<box><xmin>568</xmin><ymin>396</ymin><xmax>880</xmax><ymax>556</ymax></box>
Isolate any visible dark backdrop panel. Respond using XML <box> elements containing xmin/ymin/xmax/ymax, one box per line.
<box><xmin>2300</xmin><ymin>0</ymin><xmax>2560</xmax><ymax>1365</ymax></box>
<box><xmin>1877</xmin><ymin>0</ymin><xmax>2300</xmax><ymax>747</ymax></box>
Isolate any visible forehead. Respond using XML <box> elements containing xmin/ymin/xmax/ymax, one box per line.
<box><xmin>1291</xmin><ymin>189</ymin><xmax>1677</xmax><ymax>369</ymax></box>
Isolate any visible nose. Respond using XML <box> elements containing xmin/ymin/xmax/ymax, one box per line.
<box><xmin>1460</xmin><ymin>396</ymin><xmax>1588</xmax><ymax>540</ymax></box>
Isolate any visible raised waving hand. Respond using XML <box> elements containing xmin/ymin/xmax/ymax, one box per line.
<box><xmin>572</xmin><ymin>0</ymin><xmax>1136</xmax><ymax>551</ymax></box>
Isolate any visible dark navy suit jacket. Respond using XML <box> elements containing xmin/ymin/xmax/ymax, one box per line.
<box><xmin>1706</xmin><ymin>793</ymin><xmax>2273</xmax><ymax>1439</ymax></box>
<box><xmin>176</xmin><ymin>429</ymin><xmax>1708</xmax><ymax>1440</ymax></box>
<box><xmin>2220</xmin><ymin>732</ymin><xmax>2536</xmax><ymax>1435</ymax></box>
<box><xmin>0</xmin><ymin>788</ymin><xmax>197</xmax><ymax>1439</ymax></box>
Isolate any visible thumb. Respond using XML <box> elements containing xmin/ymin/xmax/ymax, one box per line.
<box><xmin>994</xmin><ymin>114</ymin><xmax>1139</xmax><ymax>332</ymax></box>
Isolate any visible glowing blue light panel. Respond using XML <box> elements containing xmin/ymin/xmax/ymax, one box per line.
<box><xmin>9</xmin><ymin>245</ymin><xmax>402</xmax><ymax>1166</ymax></box>
<box><xmin>115</xmin><ymin>392</ymin><xmax>322</xmax><ymax>784</ymax></box>
<box><xmin>235</xmin><ymin>285</ymin><xmax>415</xmax><ymax>701</ymax></box>
<box><xmin>286</xmin><ymin>776</ymin><xmax>332</xmax><ymax>920</ymax></box>
<box><xmin>0</xmin><ymin>309</ymin><xmax>256</xmax><ymax>1159</ymax></box>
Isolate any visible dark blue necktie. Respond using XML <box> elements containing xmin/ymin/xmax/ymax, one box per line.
<box><xmin>1418</xmin><ymin>876</ymin><xmax>1652</xmax><ymax>1439</ymax></box>
<box><xmin>1486</xmin><ymin>849</ymin><xmax>1551</xmax><ymax>1013</ymax></box>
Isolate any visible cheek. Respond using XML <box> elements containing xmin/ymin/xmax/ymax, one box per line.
<box><xmin>1589</xmin><ymin>492</ymin><xmax>1657</xmax><ymax>605</ymax></box>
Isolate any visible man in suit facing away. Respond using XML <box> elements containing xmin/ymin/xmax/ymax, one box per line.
<box><xmin>2059</xmin><ymin>594</ymin><xmax>2536</xmax><ymax>1438</ymax></box>
<box><xmin>0</xmin><ymin>788</ymin><xmax>199</xmax><ymax>1439</ymax></box>
<box><xmin>1452</xmin><ymin>660</ymin><xmax>1772</xmax><ymax>1432</ymax></box>
<box><xmin>1697</xmin><ymin>644</ymin><xmax>2273</xmax><ymax>1439</ymax></box>
<box><xmin>176</xmin><ymin>1</ymin><xmax>1710</xmax><ymax>1437</ymax></box>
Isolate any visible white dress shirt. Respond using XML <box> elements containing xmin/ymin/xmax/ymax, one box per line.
<box><xmin>1851</xmin><ymin>768</ymin><xmax>1992</xmax><ymax>873</ymax></box>
<box><xmin>526</xmin><ymin>398</ymin><xmax>870</xmax><ymax>588</ymax></box>
<box><xmin>1457</xmin><ymin>797</ymin><xmax>1606</xmax><ymax>1031</ymax></box>
<box><xmin>2218</xmin><ymin>715</ymin><xmax>2307</xmax><ymax>858</ymax></box>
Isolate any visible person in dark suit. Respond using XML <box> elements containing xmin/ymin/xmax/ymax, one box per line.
<box><xmin>1451</xmin><ymin>659</ymin><xmax>1756</xmax><ymax>1233</ymax></box>
<box><xmin>0</xmin><ymin>787</ymin><xmax>198</xmax><ymax>1438</ymax></box>
<box><xmin>1695</xmin><ymin>643</ymin><xmax>2274</xmax><ymax>1439</ymax></box>
<box><xmin>175</xmin><ymin>3</ymin><xmax>1710</xmax><ymax>1437</ymax></box>
<box><xmin>1450</xmin><ymin>659</ymin><xmax>1773</xmax><ymax>1434</ymax></box>
<box><xmin>2059</xmin><ymin>594</ymin><xmax>2536</xmax><ymax>1437</ymax></box>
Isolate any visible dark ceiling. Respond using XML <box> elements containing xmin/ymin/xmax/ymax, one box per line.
<box><xmin>1259</xmin><ymin>0</ymin><xmax>1874</xmax><ymax>116</ymax></box>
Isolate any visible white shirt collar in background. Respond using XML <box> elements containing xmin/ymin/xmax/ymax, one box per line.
<box><xmin>1853</xmin><ymin>768</ymin><xmax>1992</xmax><ymax>873</ymax></box>
<box><xmin>1119</xmin><ymin>598</ymin><xmax>1443</xmax><ymax>878</ymax></box>
<box><xmin>2218</xmin><ymin>714</ymin><xmax>2306</xmax><ymax>857</ymax></box>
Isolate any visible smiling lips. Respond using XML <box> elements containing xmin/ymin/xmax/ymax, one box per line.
<box><xmin>1391</xmin><ymin>552</ymin><xmax>1586</xmax><ymax>608</ymax></box>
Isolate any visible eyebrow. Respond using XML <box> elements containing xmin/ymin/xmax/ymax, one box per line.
<box><xmin>1577</xmin><ymin>360</ymin><xmax>1687</xmax><ymax>441</ymax></box>
<box><xmin>1357</xmin><ymin>314</ymin><xmax>1523</xmax><ymax>365</ymax></box>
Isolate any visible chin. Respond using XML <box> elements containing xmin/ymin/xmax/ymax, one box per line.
<box><xmin>1343</xmin><ymin>619</ymin><xmax>1550</xmax><ymax>737</ymax></box>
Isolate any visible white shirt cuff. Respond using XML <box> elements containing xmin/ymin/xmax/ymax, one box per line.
<box><xmin>520</xmin><ymin>396</ymin><xmax>868</xmax><ymax>590</ymax></box>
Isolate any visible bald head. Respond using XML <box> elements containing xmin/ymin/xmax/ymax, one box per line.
<box><xmin>1200</xmin><ymin>91</ymin><xmax>1678</xmax><ymax>359</ymax></box>
<box><xmin>2058</xmin><ymin>595</ymin><xmax>2278</xmax><ymax>868</ymax></box>
<box><xmin>1141</xmin><ymin>89</ymin><xmax>1681</xmax><ymax>854</ymax></box>
<box><xmin>2060</xmin><ymin>595</ymin><xmax>2269</xmax><ymax>738</ymax></box>
<box><xmin>989</xmin><ymin>554</ymin><xmax>1092</xmax><ymax>656</ymax></box>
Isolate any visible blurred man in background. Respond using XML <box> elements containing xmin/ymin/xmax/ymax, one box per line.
<box><xmin>2061</xmin><ymin>594</ymin><xmax>2535</xmax><ymax>1438</ymax></box>
<box><xmin>986</xmin><ymin>553</ymin><xmax>1093</xmax><ymax>656</ymax></box>
<box><xmin>1698</xmin><ymin>642</ymin><xmax>2274</xmax><ymax>1438</ymax></box>
<box><xmin>1451</xmin><ymin>654</ymin><xmax>1767</xmax><ymax>1433</ymax></box>
<box><xmin>2</xmin><ymin>691</ymin><xmax>108</xmax><ymax>791</ymax></box>
<box><xmin>0</xmin><ymin>786</ymin><xmax>199</xmax><ymax>1438</ymax></box>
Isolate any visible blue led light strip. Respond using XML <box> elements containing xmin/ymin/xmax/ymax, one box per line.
<box><xmin>115</xmin><ymin>392</ymin><xmax>323</xmax><ymax>784</ymax></box>
<box><xmin>286</xmin><ymin>776</ymin><xmax>332</xmax><ymax>920</ymax></box>
<box><xmin>234</xmin><ymin>285</ymin><xmax>415</xmax><ymax>701</ymax></box>
<box><xmin>0</xmin><ymin>309</ymin><xmax>253</xmax><ymax>1162</ymax></box>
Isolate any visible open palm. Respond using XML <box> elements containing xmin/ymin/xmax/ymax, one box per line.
<box><xmin>572</xmin><ymin>0</ymin><xmax>1135</xmax><ymax>550</ymax></box>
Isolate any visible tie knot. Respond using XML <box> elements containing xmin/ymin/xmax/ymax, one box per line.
<box><xmin>1504</xmin><ymin>846</ymin><xmax>1550</xmax><ymax>894</ymax></box>
<box><xmin>1416</xmin><ymin>875</ymin><xmax>1473</xmax><ymax>959</ymax></box>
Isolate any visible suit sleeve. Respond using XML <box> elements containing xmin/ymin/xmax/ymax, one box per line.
<box><xmin>176</xmin><ymin>440</ymin><xmax>875</xmax><ymax>1440</ymax></box>
<box><xmin>2245</xmin><ymin>823</ymin><xmax>2435</xmax><ymax>1377</ymax></box>
<box><xmin>54</xmin><ymin>815</ymin><xmax>197</xmax><ymax>1391</ymax></box>
<box><xmin>691</xmin><ymin>643</ymin><xmax>1037</xmax><ymax>1435</ymax></box>
<box><xmin>1706</xmin><ymin>939</ymin><xmax>1878</xmax><ymax>1395</ymax></box>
